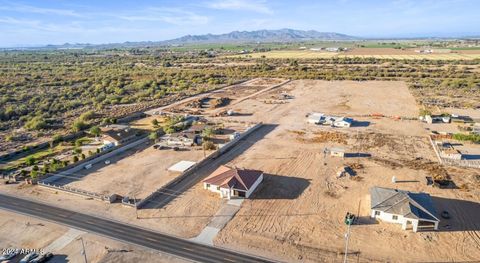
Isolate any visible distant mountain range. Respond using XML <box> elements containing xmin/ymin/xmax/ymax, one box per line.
<box><xmin>162</xmin><ymin>29</ymin><xmax>359</xmax><ymax>44</ymax></box>
<box><xmin>3</xmin><ymin>28</ymin><xmax>478</xmax><ymax>50</ymax></box>
<box><xmin>1</xmin><ymin>29</ymin><xmax>361</xmax><ymax>50</ymax></box>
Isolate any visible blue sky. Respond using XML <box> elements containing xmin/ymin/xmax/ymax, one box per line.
<box><xmin>0</xmin><ymin>0</ymin><xmax>479</xmax><ymax>47</ymax></box>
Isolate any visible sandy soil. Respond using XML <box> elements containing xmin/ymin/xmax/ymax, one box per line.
<box><xmin>0</xmin><ymin>210</ymin><xmax>187</xmax><ymax>263</ymax></box>
<box><xmin>210</xmin><ymin>80</ymin><xmax>480</xmax><ymax>262</ymax></box>
<box><xmin>347</xmin><ymin>48</ymin><xmax>419</xmax><ymax>55</ymax></box>
<box><xmin>65</xmin><ymin>142</ymin><xmax>208</xmax><ymax>198</ymax></box>
<box><xmin>2</xmin><ymin>80</ymin><xmax>479</xmax><ymax>262</ymax></box>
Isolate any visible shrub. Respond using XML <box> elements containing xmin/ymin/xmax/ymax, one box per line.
<box><xmin>202</xmin><ymin>141</ymin><xmax>216</xmax><ymax>150</ymax></box>
<box><xmin>24</xmin><ymin>116</ymin><xmax>47</xmax><ymax>130</ymax></box>
<box><xmin>25</xmin><ymin>156</ymin><xmax>36</xmax><ymax>166</ymax></box>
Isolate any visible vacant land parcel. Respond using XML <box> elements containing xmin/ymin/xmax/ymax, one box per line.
<box><xmin>206</xmin><ymin>80</ymin><xmax>480</xmax><ymax>262</ymax></box>
<box><xmin>237</xmin><ymin>49</ymin><xmax>480</xmax><ymax>60</ymax></box>
<box><xmin>57</xmin><ymin>142</ymin><xmax>208</xmax><ymax>199</ymax></box>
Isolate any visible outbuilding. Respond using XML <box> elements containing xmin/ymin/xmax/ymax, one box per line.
<box><xmin>330</xmin><ymin>147</ymin><xmax>345</xmax><ymax>157</ymax></box>
<box><xmin>307</xmin><ymin>113</ymin><xmax>324</xmax><ymax>124</ymax></box>
<box><xmin>370</xmin><ymin>187</ymin><xmax>440</xmax><ymax>232</ymax></box>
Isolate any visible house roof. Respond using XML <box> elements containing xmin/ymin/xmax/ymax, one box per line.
<box><xmin>169</xmin><ymin>132</ymin><xmax>198</xmax><ymax>140</ymax></box>
<box><xmin>308</xmin><ymin>113</ymin><xmax>324</xmax><ymax>121</ymax></box>
<box><xmin>370</xmin><ymin>187</ymin><xmax>439</xmax><ymax>222</ymax></box>
<box><xmin>203</xmin><ymin>165</ymin><xmax>263</xmax><ymax>191</ymax></box>
<box><xmin>168</xmin><ymin>160</ymin><xmax>196</xmax><ymax>172</ymax></box>
<box><xmin>103</xmin><ymin>128</ymin><xmax>138</xmax><ymax>142</ymax></box>
<box><xmin>187</xmin><ymin>124</ymin><xmax>207</xmax><ymax>133</ymax></box>
<box><xmin>330</xmin><ymin>147</ymin><xmax>345</xmax><ymax>153</ymax></box>
<box><xmin>335</xmin><ymin>117</ymin><xmax>353</xmax><ymax>123</ymax></box>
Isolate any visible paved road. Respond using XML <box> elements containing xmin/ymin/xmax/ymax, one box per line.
<box><xmin>141</xmin><ymin>124</ymin><xmax>277</xmax><ymax>209</ymax></box>
<box><xmin>0</xmin><ymin>193</ymin><xmax>275</xmax><ymax>263</ymax></box>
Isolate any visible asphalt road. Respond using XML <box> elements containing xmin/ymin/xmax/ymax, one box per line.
<box><xmin>0</xmin><ymin>193</ymin><xmax>275</xmax><ymax>263</ymax></box>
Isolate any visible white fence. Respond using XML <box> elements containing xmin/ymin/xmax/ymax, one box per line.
<box><xmin>39</xmin><ymin>181</ymin><xmax>115</xmax><ymax>203</ymax></box>
<box><xmin>429</xmin><ymin>136</ymin><xmax>480</xmax><ymax>169</ymax></box>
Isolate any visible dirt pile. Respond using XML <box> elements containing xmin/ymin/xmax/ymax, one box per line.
<box><xmin>403</xmin><ymin>158</ymin><xmax>449</xmax><ymax>180</ymax></box>
<box><xmin>293</xmin><ymin>131</ymin><xmax>348</xmax><ymax>144</ymax></box>
<box><xmin>353</xmin><ymin>132</ymin><xmax>398</xmax><ymax>151</ymax></box>
<box><xmin>210</xmin><ymin>97</ymin><xmax>230</xmax><ymax>108</ymax></box>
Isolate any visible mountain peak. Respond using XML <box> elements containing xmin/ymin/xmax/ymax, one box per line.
<box><xmin>162</xmin><ymin>29</ymin><xmax>359</xmax><ymax>44</ymax></box>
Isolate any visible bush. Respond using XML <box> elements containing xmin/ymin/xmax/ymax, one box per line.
<box><xmin>72</xmin><ymin>120</ymin><xmax>88</xmax><ymax>132</ymax></box>
<box><xmin>79</xmin><ymin>110</ymin><xmax>95</xmax><ymax>121</ymax></box>
<box><xmin>25</xmin><ymin>156</ymin><xmax>36</xmax><ymax>166</ymax></box>
<box><xmin>73</xmin><ymin>156</ymin><xmax>79</xmax><ymax>162</ymax></box>
<box><xmin>453</xmin><ymin>133</ymin><xmax>480</xmax><ymax>143</ymax></box>
<box><xmin>89</xmin><ymin>126</ymin><xmax>101</xmax><ymax>137</ymax></box>
<box><xmin>202</xmin><ymin>141</ymin><xmax>216</xmax><ymax>150</ymax></box>
<box><xmin>24</xmin><ymin>116</ymin><xmax>47</xmax><ymax>130</ymax></box>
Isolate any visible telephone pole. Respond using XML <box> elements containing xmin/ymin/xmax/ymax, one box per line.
<box><xmin>133</xmin><ymin>194</ymin><xmax>139</xmax><ymax>219</ymax></box>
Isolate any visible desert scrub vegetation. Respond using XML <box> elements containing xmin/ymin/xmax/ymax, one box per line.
<box><xmin>0</xmin><ymin>48</ymin><xmax>479</xmax><ymax>153</ymax></box>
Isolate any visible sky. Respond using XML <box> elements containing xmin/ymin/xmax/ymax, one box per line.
<box><xmin>0</xmin><ymin>0</ymin><xmax>479</xmax><ymax>47</ymax></box>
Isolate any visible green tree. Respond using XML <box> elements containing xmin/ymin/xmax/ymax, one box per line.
<box><xmin>149</xmin><ymin>132</ymin><xmax>158</xmax><ymax>142</ymax></box>
<box><xmin>151</xmin><ymin>119</ymin><xmax>159</xmax><ymax>128</ymax></box>
<box><xmin>25</xmin><ymin>156</ymin><xmax>36</xmax><ymax>166</ymax></box>
<box><xmin>202</xmin><ymin>127</ymin><xmax>214</xmax><ymax>140</ymax></box>
<box><xmin>89</xmin><ymin>126</ymin><xmax>101</xmax><ymax>137</ymax></box>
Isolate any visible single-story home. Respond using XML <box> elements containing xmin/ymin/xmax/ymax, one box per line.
<box><xmin>370</xmin><ymin>187</ymin><xmax>440</xmax><ymax>232</ymax></box>
<box><xmin>102</xmin><ymin>127</ymin><xmax>139</xmax><ymax>147</ymax></box>
<box><xmin>186</xmin><ymin>124</ymin><xmax>208</xmax><ymax>134</ymax></box>
<box><xmin>203</xmin><ymin>165</ymin><xmax>263</xmax><ymax>199</ymax></box>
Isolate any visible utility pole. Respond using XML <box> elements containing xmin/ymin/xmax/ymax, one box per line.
<box><xmin>78</xmin><ymin>237</ymin><xmax>87</xmax><ymax>263</ymax></box>
<box><xmin>343</xmin><ymin>223</ymin><xmax>351</xmax><ymax>263</ymax></box>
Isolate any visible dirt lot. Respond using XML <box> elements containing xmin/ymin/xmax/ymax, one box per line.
<box><xmin>239</xmin><ymin>49</ymin><xmax>480</xmax><ymax>60</ymax></box>
<box><xmin>206</xmin><ymin>80</ymin><xmax>480</xmax><ymax>262</ymax></box>
<box><xmin>61</xmin><ymin>141</ymin><xmax>209</xmax><ymax>199</ymax></box>
<box><xmin>167</xmin><ymin>78</ymin><xmax>287</xmax><ymax>116</ymax></box>
<box><xmin>0</xmin><ymin>210</ymin><xmax>187</xmax><ymax>263</ymax></box>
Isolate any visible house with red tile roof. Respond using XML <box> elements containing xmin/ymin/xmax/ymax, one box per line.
<box><xmin>202</xmin><ymin>165</ymin><xmax>263</xmax><ymax>199</ymax></box>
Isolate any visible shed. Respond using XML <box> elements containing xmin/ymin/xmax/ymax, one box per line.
<box><xmin>168</xmin><ymin>161</ymin><xmax>196</xmax><ymax>173</ymax></box>
<box><xmin>307</xmin><ymin>113</ymin><xmax>324</xmax><ymax>124</ymax></box>
<box><xmin>330</xmin><ymin>148</ymin><xmax>345</xmax><ymax>157</ymax></box>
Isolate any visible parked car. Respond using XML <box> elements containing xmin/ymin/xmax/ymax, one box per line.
<box><xmin>0</xmin><ymin>249</ymin><xmax>19</xmax><ymax>261</ymax></box>
<box><xmin>19</xmin><ymin>252</ymin><xmax>38</xmax><ymax>263</ymax></box>
<box><xmin>30</xmin><ymin>252</ymin><xmax>53</xmax><ymax>263</ymax></box>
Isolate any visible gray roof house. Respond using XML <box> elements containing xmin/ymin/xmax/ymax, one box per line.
<box><xmin>370</xmin><ymin>187</ymin><xmax>440</xmax><ymax>232</ymax></box>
